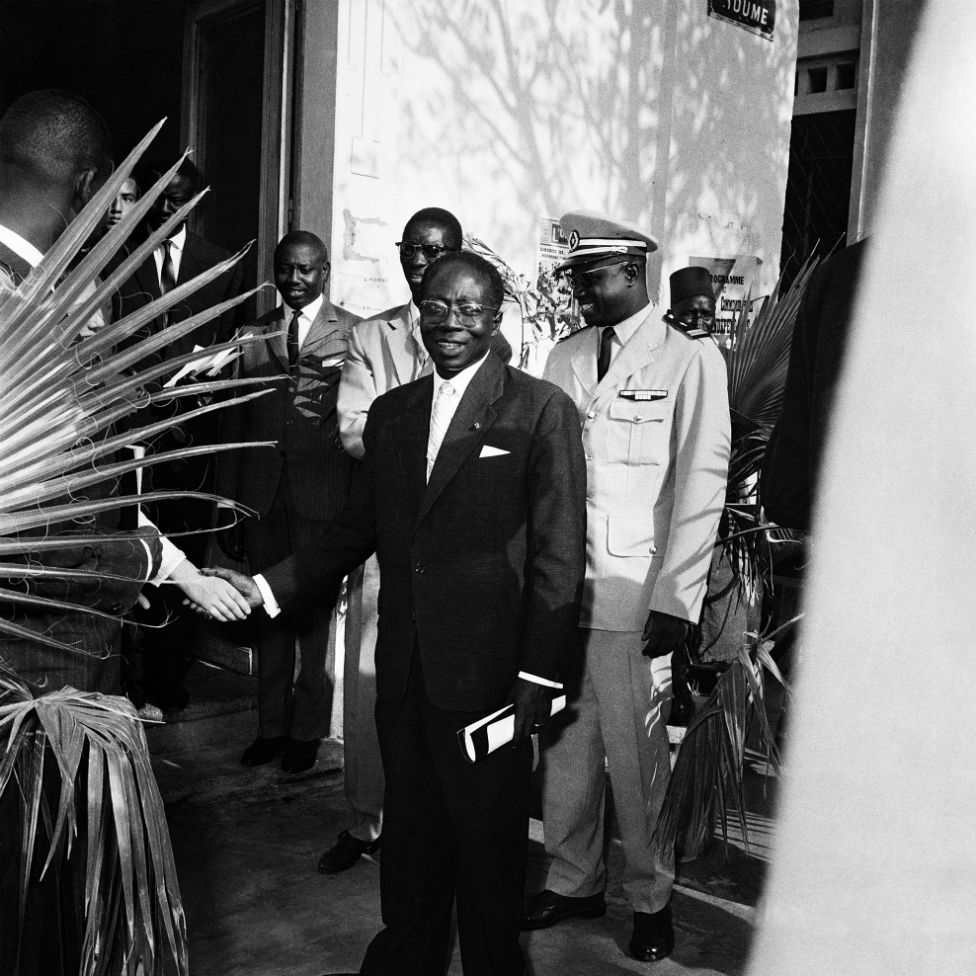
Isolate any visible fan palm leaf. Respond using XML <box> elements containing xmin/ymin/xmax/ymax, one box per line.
<box><xmin>0</xmin><ymin>121</ymin><xmax>280</xmax><ymax>975</ymax></box>
<box><xmin>0</xmin><ymin>126</ymin><xmax>279</xmax><ymax>649</ymax></box>
<box><xmin>0</xmin><ymin>669</ymin><xmax>188</xmax><ymax>975</ymax></box>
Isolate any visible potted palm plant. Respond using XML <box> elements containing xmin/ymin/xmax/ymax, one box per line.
<box><xmin>0</xmin><ymin>121</ymin><xmax>275</xmax><ymax>976</ymax></box>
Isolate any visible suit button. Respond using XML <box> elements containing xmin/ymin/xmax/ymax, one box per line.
<box><xmin>632</xmin><ymin>414</ymin><xmax>640</xmax><ymax>423</ymax></box>
<box><xmin>108</xmin><ymin>602</ymin><xmax>122</xmax><ymax>614</ymax></box>
<box><xmin>286</xmin><ymin>419</ymin><xmax>295</xmax><ymax>426</ymax></box>
<box><xmin>414</xmin><ymin>562</ymin><xmax>425</xmax><ymax>574</ymax></box>
<box><xmin>586</xmin><ymin>410</ymin><xmax>596</xmax><ymax>419</ymax></box>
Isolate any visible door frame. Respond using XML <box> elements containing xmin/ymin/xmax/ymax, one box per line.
<box><xmin>181</xmin><ymin>0</ymin><xmax>295</xmax><ymax>313</ymax></box>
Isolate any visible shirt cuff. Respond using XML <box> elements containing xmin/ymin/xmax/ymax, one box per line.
<box><xmin>254</xmin><ymin>574</ymin><xmax>281</xmax><ymax>618</ymax></box>
<box><xmin>138</xmin><ymin>510</ymin><xmax>186</xmax><ymax>585</ymax></box>
<box><xmin>518</xmin><ymin>671</ymin><xmax>563</xmax><ymax>690</ymax></box>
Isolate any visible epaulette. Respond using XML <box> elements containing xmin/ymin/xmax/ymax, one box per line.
<box><xmin>558</xmin><ymin>324</ymin><xmax>593</xmax><ymax>342</ymax></box>
<box><xmin>665</xmin><ymin>315</ymin><xmax>710</xmax><ymax>341</ymax></box>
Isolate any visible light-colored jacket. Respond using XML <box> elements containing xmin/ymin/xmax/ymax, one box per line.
<box><xmin>338</xmin><ymin>303</ymin><xmax>430</xmax><ymax>459</ymax></box>
<box><xmin>543</xmin><ymin>310</ymin><xmax>731</xmax><ymax>631</ymax></box>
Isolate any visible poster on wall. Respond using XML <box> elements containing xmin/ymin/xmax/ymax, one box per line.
<box><xmin>688</xmin><ymin>254</ymin><xmax>763</xmax><ymax>343</ymax></box>
<box><xmin>707</xmin><ymin>0</ymin><xmax>776</xmax><ymax>41</ymax></box>
<box><xmin>535</xmin><ymin>217</ymin><xmax>570</xmax><ymax>290</ymax></box>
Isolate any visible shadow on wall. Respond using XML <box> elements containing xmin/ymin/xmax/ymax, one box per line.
<box><xmin>393</xmin><ymin>0</ymin><xmax>794</xmax><ymax>299</ymax></box>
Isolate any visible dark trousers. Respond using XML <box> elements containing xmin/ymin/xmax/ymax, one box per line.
<box><xmin>361</xmin><ymin>657</ymin><xmax>531</xmax><ymax>976</ymax></box>
<box><xmin>246</xmin><ymin>467</ymin><xmax>338</xmax><ymax>741</ymax></box>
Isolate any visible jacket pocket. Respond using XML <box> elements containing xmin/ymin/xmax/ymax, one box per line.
<box><xmin>607</xmin><ymin>399</ymin><xmax>669</xmax><ymax>464</ymax></box>
<box><xmin>606</xmin><ymin>516</ymin><xmax>656</xmax><ymax>557</ymax></box>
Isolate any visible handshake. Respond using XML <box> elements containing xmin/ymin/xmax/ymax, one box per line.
<box><xmin>182</xmin><ymin>567</ymin><xmax>266</xmax><ymax>621</ymax></box>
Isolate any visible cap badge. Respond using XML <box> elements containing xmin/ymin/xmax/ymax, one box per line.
<box><xmin>568</xmin><ymin>230</ymin><xmax>580</xmax><ymax>251</ymax></box>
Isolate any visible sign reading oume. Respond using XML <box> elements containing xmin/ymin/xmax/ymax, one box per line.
<box><xmin>708</xmin><ymin>0</ymin><xmax>776</xmax><ymax>41</ymax></box>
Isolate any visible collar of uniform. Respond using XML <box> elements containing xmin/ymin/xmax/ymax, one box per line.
<box><xmin>283</xmin><ymin>292</ymin><xmax>324</xmax><ymax>325</ymax></box>
<box><xmin>433</xmin><ymin>351</ymin><xmax>490</xmax><ymax>398</ymax></box>
<box><xmin>0</xmin><ymin>222</ymin><xmax>43</xmax><ymax>268</ymax></box>
<box><xmin>407</xmin><ymin>300</ymin><xmax>421</xmax><ymax>332</ymax></box>
<box><xmin>606</xmin><ymin>301</ymin><xmax>653</xmax><ymax>346</ymax></box>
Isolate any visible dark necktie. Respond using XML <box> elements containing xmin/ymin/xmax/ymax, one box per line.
<box><xmin>159</xmin><ymin>239</ymin><xmax>177</xmax><ymax>295</ymax></box>
<box><xmin>287</xmin><ymin>309</ymin><xmax>302</xmax><ymax>369</ymax></box>
<box><xmin>597</xmin><ymin>326</ymin><xmax>616</xmax><ymax>381</ymax></box>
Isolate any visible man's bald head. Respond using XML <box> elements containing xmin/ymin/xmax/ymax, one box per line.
<box><xmin>0</xmin><ymin>90</ymin><xmax>113</xmax><ymax>191</ymax></box>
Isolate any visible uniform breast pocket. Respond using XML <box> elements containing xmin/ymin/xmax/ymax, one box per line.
<box><xmin>607</xmin><ymin>399</ymin><xmax>669</xmax><ymax>464</ymax></box>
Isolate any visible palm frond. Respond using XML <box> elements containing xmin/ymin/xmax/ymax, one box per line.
<box><xmin>654</xmin><ymin>635</ymin><xmax>790</xmax><ymax>863</ymax></box>
<box><xmin>0</xmin><ymin>673</ymin><xmax>187</xmax><ymax>975</ymax></box>
<box><xmin>0</xmin><ymin>124</ymin><xmax>279</xmax><ymax>650</ymax></box>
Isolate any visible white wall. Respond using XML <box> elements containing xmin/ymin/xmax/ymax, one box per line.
<box><xmin>327</xmin><ymin>0</ymin><xmax>798</xmax><ymax>338</ymax></box>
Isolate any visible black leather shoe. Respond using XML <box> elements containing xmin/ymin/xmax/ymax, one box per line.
<box><xmin>318</xmin><ymin>830</ymin><xmax>380</xmax><ymax>873</ymax></box>
<box><xmin>629</xmin><ymin>905</ymin><xmax>675</xmax><ymax>962</ymax></box>
<box><xmin>240</xmin><ymin>736</ymin><xmax>286</xmax><ymax>767</ymax></box>
<box><xmin>281</xmin><ymin>738</ymin><xmax>321</xmax><ymax>773</ymax></box>
<box><xmin>520</xmin><ymin>889</ymin><xmax>606</xmax><ymax>930</ymax></box>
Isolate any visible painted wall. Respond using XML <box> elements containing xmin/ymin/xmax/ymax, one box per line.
<box><xmin>326</xmin><ymin>0</ymin><xmax>798</xmax><ymax>355</ymax></box>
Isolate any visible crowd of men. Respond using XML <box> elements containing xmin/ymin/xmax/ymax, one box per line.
<box><xmin>0</xmin><ymin>89</ymin><xmax>749</xmax><ymax>976</ymax></box>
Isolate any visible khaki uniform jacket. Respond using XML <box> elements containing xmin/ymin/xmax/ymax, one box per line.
<box><xmin>544</xmin><ymin>310</ymin><xmax>730</xmax><ymax>631</ymax></box>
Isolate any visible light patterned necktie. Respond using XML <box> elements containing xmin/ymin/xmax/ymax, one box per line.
<box><xmin>426</xmin><ymin>380</ymin><xmax>456</xmax><ymax>481</ymax></box>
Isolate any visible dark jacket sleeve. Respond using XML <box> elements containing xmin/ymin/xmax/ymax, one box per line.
<box><xmin>517</xmin><ymin>387</ymin><xmax>587</xmax><ymax>682</ymax></box>
<box><xmin>260</xmin><ymin>412</ymin><xmax>380</xmax><ymax>609</ymax></box>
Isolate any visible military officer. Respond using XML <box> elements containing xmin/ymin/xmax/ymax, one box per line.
<box><xmin>523</xmin><ymin>211</ymin><xmax>731</xmax><ymax>962</ymax></box>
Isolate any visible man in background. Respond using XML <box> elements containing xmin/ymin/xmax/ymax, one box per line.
<box><xmin>667</xmin><ymin>265</ymin><xmax>716</xmax><ymax>334</ymax></box>
<box><xmin>524</xmin><ymin>211</ymin><xmax>730</xmax><ymax>962</ymax></box>
<box><xmin>322</xmin><ymin>206</ymin><xmax>510</xmax><ymax>873</ymax></box>
<box><xmin>114</xmin><ymin>156</ymin><xmax>246</xmax><ymax>710</ymax></box>
<box><xmin>217</xmin><ymin>231</ymin><xmax>361</xmax><ymax>773</ymax></box>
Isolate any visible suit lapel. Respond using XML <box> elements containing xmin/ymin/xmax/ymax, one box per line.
<box><xmin>414</xmin><ymin>357</ymin><xmax>502</xmax><ymax>531</ymax></box>
<box><xmin>385</xmin><ymin>304</ymin><xmax>428</xmax><ymax>385</ymax></box>
<box><xmin>176</xmin><ymin>232</ymin><xmax>205</xmax><ymax>285</ymax></box>
<box><xmin>263</xmin><ymin>307</ymin><xmax>289</xmax><ymax>372</ymax></box>
<box><xmin>302</xmin><ymin>301</ymin><xmax>346</xmax><ymax>360</ymax></box>
<box><xmin>394</xmin><ymin>378</ymin><xmax>434</xmax><ymax>524</ymax></box>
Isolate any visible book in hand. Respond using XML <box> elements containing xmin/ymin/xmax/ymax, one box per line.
<box><xmin>457</xmin><ymin>695</ymin><xmax>567</xmax><ymax>763</ymax></box>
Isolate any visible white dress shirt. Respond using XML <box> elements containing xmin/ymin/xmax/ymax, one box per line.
<box><xmin>0</xmin><ymin>222</ymin><xmax>44</xmax><ymax>267</ymax></box>
<box><xmin>152</xmin><ymin>223</ymin><xmax>187</xmax><ymax>285</ymax></box>
<box><xmin>284</xmin><ymin>293</ymin><xmax>324</xmax><ymax>350</ymax></box>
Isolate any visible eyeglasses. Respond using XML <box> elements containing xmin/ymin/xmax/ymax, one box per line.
<box><xmin>419</xmin><ymin>299</ymin><xmax>499</xmax><ymax>323</ymax></box>
<box><xmin>562</xmin><ymin>263</ymin><xmax>625</xmax><ymax>289</ymax></box>
<box><xmin>395</xmin><ymin>242</ymin><xmax>454</xmax><ymax>259</ymax></box>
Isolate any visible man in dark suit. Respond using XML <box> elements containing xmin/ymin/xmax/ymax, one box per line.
<box><xmin>113</xmin><ymin>157</ymin><xmax>246</xmax><ymax>708</ymax></box>
<box><xmin>203</xmin><ymin>251</ymin><xmax>586</xmax><ymax>976</ymax></box>
<box><xmin>0</xmin><ymin>89</ymin><xmax>165</xmax><ymax>693</ymax></box>
<box><xmin>217</xmin><ymin>231</ymin><xmax>361</xmax><ymax>773</ymax></box>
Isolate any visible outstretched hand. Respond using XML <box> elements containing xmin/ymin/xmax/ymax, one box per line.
<box><xmin>176</xmin><ymin>572</ymin><xmax>252</xmax><ymax>622</ymax></box>
<box><xmin>183</xmin><ymin>566</ymin><xmax>264</xmax><ymax>617</ymax></box>
<box><xmin>506</xmin><ymin>678</ymin><xmax>553</xmax><ymax>748</ymax></box>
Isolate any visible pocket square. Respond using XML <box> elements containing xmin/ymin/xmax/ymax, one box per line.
<box><xmin>321</xmin><ymin>357</ymin><xmax>345</xmax><ymax>368</ymax></box>
<box><xmin>479</xmin><ymin>445</ymin><xmax>510</xmax><ymax>458</ymax></box>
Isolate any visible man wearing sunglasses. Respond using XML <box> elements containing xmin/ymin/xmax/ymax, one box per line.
<box><xmin>523</xmin><ymin>211</ymin><xmax>731</xmax><ymax>962</ymax></box>
<box><xmin>322</xmin><ymin>208</ymin><xmax>511</xmax><ymax>876</ymax></box>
